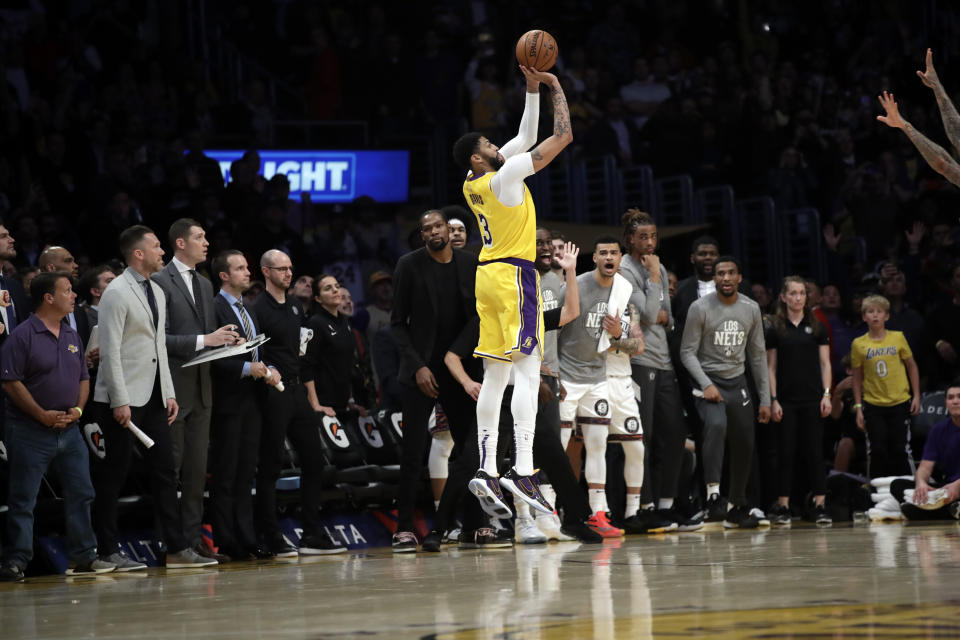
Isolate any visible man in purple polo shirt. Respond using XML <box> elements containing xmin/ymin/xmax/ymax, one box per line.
<box><xmin>0</xmin><ymin>272</ymin><xmax>114</xmax><ymax>581</ymax></box>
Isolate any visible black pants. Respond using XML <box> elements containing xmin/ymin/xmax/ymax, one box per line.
<box><xmin>398</xmin><ymin>365</ymin><xmax>484</xmax><ymax>533</ymax></box>
<box><xmin>863</xmin><ymin>401</ymin><xmax>913</xmax><ymax>478</ymax></box>
<box><xmin>498</xmin><ymin>378</ymin><xmax>591</xmax><ymax>524</ymax></box>
<box><xmin>209</xmin><ymin>386</ymin><xmax>262</xmax><ymax>551</ymax></box>
<box><xmin>256</xmin><ymin>382</ymin><xmax>326</xmax><ymax>539</ymax></box>
<box><xmin>696</xmin><ymin>374</ymin><xmax>755</xmax><ymax>506</ymax></box>
<box><xmin>633</xmin><ymin>364</ymin><xmax>687</xmax><ymax>504</ymax></box>
<box><xmin>890</xmin><ymin>478</ymin><xmax>957</xmax><ymax>519</ymax></box>
<box><xmin>777</xmin><ymin>401</ymin><xmax>826</xmax><ymax>498</ymax></box>
<box><xmin>91</xmin><ymin>377</ymin><xmax>187</xmax><ymax>554</ymax></box>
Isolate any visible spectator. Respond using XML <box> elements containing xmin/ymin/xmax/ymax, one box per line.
<box><xmin>0</xmin><ymin>272</ymin><xmax>110</xmax><ymax>581</ymax></box>
<box><xmin>851</xmin><ymin>295</ymin><xmax>921</xmax><ymax>478</ymax></box>
<box><xmin>365</xmin><ymin>271</ymin><xmax>392</xmax><ymax>344</ymax></box>
<box><xmin>77</xmin><ymin>265</ymin><xmax>117</xmax><ymax>327</ymax></box>
<box><xmin>289</xmin><ymin>274</ymin><xmax>314</xmax><ymax>318</ymax></box>
<box><xmin>37</xmin><ymin>247</ymin><xmax>89</xmax><ymax>347</ymax></box>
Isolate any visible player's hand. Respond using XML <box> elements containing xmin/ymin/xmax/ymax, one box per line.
<box><xmin>416</xmin><ymin>366</ymin><xmax>439</xmax><ymax>399</ymax></box>
<box><xmin>315</xmin><ymin>405</ymin><xmax>336</xmax><ymax>417</ymax></box>
<box><xmin>85</xmin><ymin>347</ymin><xmax>99</xmax><ymax>368</ymax></box>
<box><xmin>656</xmin><ymin>309</ymin><xmax>669</xmax><ymax>326</ymax></box>
<box><xmin>910</xmin><ymin>395</ymin><xmax>922</xmax><ymax>416</ymax></box>
<box><xmin>114</xmin><ymin>404</ymin><xmax>132</xmax><ymax>427</ymax></box>
<box><xmin>914</xmin><ymin>479</ymin><xmax>930</xmax><ymax>505</ymax></box>
<box><xmin>557</xmin><ymin>242</ymin><xmax>579</xmax><ymax>272</ymax></box>
<box><xmin>558</xmin><ymin>381</ymin><xmax>567</xmax><ymax>402</ymax></box>
<box><xmin>877</xmin><ymin>91</ymin><xmax>906</xmax><ymax>129</ymax></box>
<box><xmin>771</xmin><ymin>400</ymin><xmax>783</xmax><ymax>422</ymax></box>
<box><xmin>640</xmin><ymin>254</ymin><xmax>661</xmax><ymax>280</ymax></box>
<box><xmin>916</xmin><ymin>48</ymin><xmax>941</xmax><ymax>89</ymax></box>
<box><xmin>463</xmin><ymin>379</ymin><xmax>482</xmax><ymax>401</ymax></box>
<box><xmin>757</xmin><ymin>405</ymin><xmax>771</xmax><ymax>424</ymax></box>
<box><xmin>602</xmin><ymin>312</ymin><xmax>623</xmax><ymax>339</ymax></box>
<box><xmin>538</xmin><ymin>380</ymin><xmax>554</xmax><ymax>406</ymax></box>
<box><xmin>936</xmin><ymin>340</ymin><xmax>957</xmax><ymax>364</ymax></box>
<box><xmin>166</xmin><ymin>398</ymin><xmax>179</xmax><ymax>425</ymax></box>
<box><xmin>855</xmin><ymin>406</ymin><xmax>865</xmax><ymax>431</ymax></box>
<box><xmin>519</xmin><ymin>65</ymin><xmax>559</xmax><ymax>88</ymax></box>
<box><xmin>205</xmin><ymin>324</ymin><xmax>243</xmax><ymax>347</ymax></box>
<box><xmin>819</xmin><ymin>396</ymin><xmax>832</xmax><ymax>418</ymax></box>
<box><xmin>703</xmin><ymin>385</ymin><xmax>723</xmax><ymax>403</ymax></box>
<box><xmin>945</xmin><ymin>480</ymin><xmax>960</xmax><ymax>503</ymax></box>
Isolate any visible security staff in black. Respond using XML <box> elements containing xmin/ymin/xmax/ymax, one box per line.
<box><xmin>251</xmin><ymin>249</ymin><xmax>344</xmax><ymax>557</ymax></box>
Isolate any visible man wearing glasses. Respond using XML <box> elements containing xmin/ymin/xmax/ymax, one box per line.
<box><xmin>250</xmin><ymin>250</ymin><xmax>344</xmax><ymax>556</ymax></box>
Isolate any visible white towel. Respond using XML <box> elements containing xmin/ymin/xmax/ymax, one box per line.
<box><xmin>597</xmin><ymin>272</ymin><xmax>633</xmax><ymax>353</ymax></box>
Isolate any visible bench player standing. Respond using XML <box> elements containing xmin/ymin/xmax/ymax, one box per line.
<box><xmin>453</xmin><ymin>64</ymin><xmax>573</xmax><ymax>517</ymax></box>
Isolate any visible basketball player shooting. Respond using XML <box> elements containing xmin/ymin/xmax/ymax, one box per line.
<box><xmin>452</xmin><ymin>61</ymin><xmax>572</xmax><ymax>519</ymax></box>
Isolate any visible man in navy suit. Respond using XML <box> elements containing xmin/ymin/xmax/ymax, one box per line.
<box><xmin>208</xmin><ymin>250</ymin><xmax>280</xmax><ymax>559</ymax></box>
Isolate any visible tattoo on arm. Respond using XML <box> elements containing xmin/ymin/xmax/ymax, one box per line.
<box><xmin>933</xmin><ymin>85</ymin><xmax>960</xmax><ymax>152</ymax></box>
<box><xmin>903</xmin><ymin>122</ymin><xmax>960</xmax><ymax>187</ymax></box>
<box><xmin>531</xmin><ymin>147</ymin><xmax>543</xmax><ymax>162</ymax></box>
<box><xmin>612</xmin><ymin>336</ymin><xmax>643</xmax><ymax>355</ymax></box>
<box><xmin>550</xmin><ymin>83</ymin><xmax>571</xmax><ymax>138</ymax></box>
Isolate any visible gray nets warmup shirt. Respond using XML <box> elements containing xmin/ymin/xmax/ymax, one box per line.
<box><xmin>620</xmin><ymin>254</ymin><xmax>673</xmax><ymax>371</ymax></box>
<box><xmin>679</xmin><ymin>293</ymin><xmax>770</xmax><ymax>405</ymax></box>
<box><xmin>540</xmin><ymin>270</ymin><xmax>563</xmax><ymax>376</ymax></box>
<box><xmin>558</xmin><ymin>272</ymin><xmax>610</xmax><ymax>384</ymax></box>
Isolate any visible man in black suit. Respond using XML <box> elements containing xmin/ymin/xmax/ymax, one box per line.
<box><xmin>0</xmin><ymin>223</ymin><xmax>29</xmax><ymax>343</ymax></box>
<box><xmin>152</xmin><ymin>219</ymin><xmax>240</xmax><ymax>561</ymax></box>
<box><xmin>208</xmin><ymin>250</ymin><xmax>279</xmax><ymax>559</ymax></box>
<box><xmin>390</xmin><ymin>209</ymin><xmax>489</xmax><ymax>552</ymax></box>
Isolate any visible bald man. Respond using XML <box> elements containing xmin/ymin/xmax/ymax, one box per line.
<box><xmin>38</xmin><ymin>246</ymin><xmax>90</xmax><ymax>348</ymax></box>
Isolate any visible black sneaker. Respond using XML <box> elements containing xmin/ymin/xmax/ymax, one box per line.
<box><xmin>458</xmin><ymin>527</ymin><xmax>512</xmax><ymax>549</ymax></box>
<box><xmin>623</xmin><ymin>509</ymin><xmax>679</xmax><ymax>534</ymax></box>
<box><xmin>812</xmin><ymin>504</ymin><xmax>833</xmax><ymax>526</ymax></box>
<box><xmin>659</xmin><ymin>507</ymin><xmax>704</xmax><ymax>532</ymax></box>
<box><xmin>499</xmin><ymin>467</ymin><xmax>554</xmax><ymax>515</ymax></box>
<box><xmin>299</xmin><ymin>531</ymin><xmax>347</xmax><ymax>555</ymax></box>
<box><xmin>421</xmin><ymin>530</ymin><xmax>443</xmax><ymax>552</ymax></box>
<box><xmin>467</xmin><ymin>470</ymin><xmax>513</xmax><ymax>519</ymax></box>
<box><xmin>723</xmin><ymin>505</ymin><xmax>760</xmax><ymax>529</ymax></box>
<box><xmin>769</xmin><ymin>503</ymin><xmax>791</xmax><ymax>525</ymax></box>
<box><xmin>0</xmin><ymin>562</ymin><xmax>25</xmax><ymax>582</ymax></box>
<box><xmin>706</xmin><ymin>493</ymin><xmax>728</xmax><ymax>521</ymax></box>
<box><xmin>392</xmin><ymin>531</ymin><xmax>418</xmax><ymax>553</ymax></box>
<box><xmin>559</xmin><ymin>520</ymin><xmax>603</xmax><ymax>544</ymax></box>
<box><xmin>264</xmin><ymin>533</ymin><xmax>298</xmax><ymax>558</ymax></box>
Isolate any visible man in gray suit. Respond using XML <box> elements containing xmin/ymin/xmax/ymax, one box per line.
<box><xmin>91</xmin><ymin>225</ymin><xmax>216</xmax><ymax>570</ymax></box>
<box><xmin>153</xmin><ymin>218</ymin><xmax>241</xmax><ymax>561</ymax></box>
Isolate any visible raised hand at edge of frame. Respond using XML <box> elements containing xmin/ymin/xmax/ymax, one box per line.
<box><xmin>916</xmin><ymin>48</ymin><xmax>941</xmax><ymax>90</ymax></box>
<box><xmin>877</xmin><ymin>91</ymin><xmax>906</xmax><ymax>130</ymax></box>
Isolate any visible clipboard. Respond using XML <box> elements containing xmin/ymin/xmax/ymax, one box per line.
<box><xmin>181</xmin><ymin>334</ymin><xmax>270</xmax><ymax>367</ymax></box>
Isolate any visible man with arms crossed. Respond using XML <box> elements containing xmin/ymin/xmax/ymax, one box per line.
<box><xmin>453</xmin><ymin>64</ymin><xmax>573</xmax><ymax>516</ymax></box>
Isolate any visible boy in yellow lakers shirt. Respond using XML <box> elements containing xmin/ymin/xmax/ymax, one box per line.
<box><xmin>451</xmin><ymin>64</ymin><xmax>572</xmax><ymax>519</ymax></box>
<box><xmin>851</xmin><ymin>295</ymin><xmax>921</xmax><ymax>478</ymax></box>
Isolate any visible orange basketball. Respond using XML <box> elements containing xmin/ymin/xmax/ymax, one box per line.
<box><xmin>515</xmin><ymin>30</ymin><xmax>558</xmax><ymax>72</ymax></box>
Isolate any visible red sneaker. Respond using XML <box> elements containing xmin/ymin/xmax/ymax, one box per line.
<box><xmin>586</xmin><ymin>511</ymin><xmax>624</xmax><ymax>538</ymax></box>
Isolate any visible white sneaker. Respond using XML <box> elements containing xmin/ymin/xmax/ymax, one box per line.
<box><xmin>535</xmin><ymin>512</ymin><xmax>575</xmax><ymax>542</ymax></box>
<box><xmin>749</xmin><ymin>508</ymin><xmax>771</xmax><ymax>527</ymax></box>
<box><xmin>444</xmin><ymin>527</ymin><xmax>461</xmax><ymax>544</ymax></box>
<box><xmin>514</xmin><ymin>516</ymin><xmax>547</xmax><ymax>544</ymax></box>
<box><xmin>868</xmin><ymin>506</ymin><xmax>903</xmax><ymax>522</ymax></box>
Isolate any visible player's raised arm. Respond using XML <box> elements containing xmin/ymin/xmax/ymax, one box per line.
<box><xmin>498</xmin><ymin>72</ymin><xmax>542</xmax><ymax>159</ymax></box>
<box><xmin>916</xmin><ymin>49</ymin><xmax>960</xmax><ymax>154</ymax></box>
<box><xmin>520</xmin><ymin>66</ymin><xmax>573</xmax><ymax>173</ymax></box>
<box><xmin>878</xmin><ymin>91</ymin><xmax>960</xmax><ymax>187</ymax></box>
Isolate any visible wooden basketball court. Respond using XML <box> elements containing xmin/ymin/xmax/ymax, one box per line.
<box><xmin>1</xmin><ymin>521</ymin><xmax>958</xmax><ymax>639</ymax></box>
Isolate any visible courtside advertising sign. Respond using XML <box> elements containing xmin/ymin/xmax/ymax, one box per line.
<box><xmin>207</xmin><ymin>150</ymin><xmax>409</xmax><ymax>203</ymax></box>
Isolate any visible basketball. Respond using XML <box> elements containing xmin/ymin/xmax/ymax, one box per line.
<box><xmin>515</xmin><ymin>30</ymin><xmax>558</xmax><ymax>71</ymax></box>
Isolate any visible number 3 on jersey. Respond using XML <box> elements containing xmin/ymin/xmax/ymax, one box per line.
<box><xmin>477</xmin><ymin>212</ymin><xmax>493</xmax><ymax>247</ymax></box>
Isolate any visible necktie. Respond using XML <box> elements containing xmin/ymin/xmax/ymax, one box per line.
<box><xmin>189</xmin><ymin>269</ymin><xmax>203</xmax><ymax>313</ymax></box>
<box><xmin>234</xmin><ymin>300</ymin><xmax>259</xmax><ymax>362</ymax></box>
<box><xmin>143</xmin><ymin>280</ymin><xmax>159</xmax><ymax>329</ymax></box>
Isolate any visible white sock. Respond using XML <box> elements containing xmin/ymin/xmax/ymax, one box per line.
<box><xmin>658</xmin><ymin>498</ymin><xmax>674</xmax><ymax>510</ymax></box>
<box><xmin>476</xmin><ymin>360</ymin><xmax>511</xmax><ymax>475</ymax></box>
<box><xmin>706</xmin><ymin>482</ymin><xmax>720</xmax><ymax>497</ymax></box>
<box><xmin>625</xmin><ymin>494</ymin><xmax>641</xmax><ymax>518</ymax></box>
<box><xmin>589</xmin><ymin>488</ymin><xmax>608</xmax><ymax>514</ymax></box>
<box><xmin>511</xmin><ymin>354</ymin><xmax>541</xmax><ymax>476</ymax></box>
<box><xmin>515</xmin><ymin>500</ymin><xmax>531</xmax><ymax>519</ymax></box>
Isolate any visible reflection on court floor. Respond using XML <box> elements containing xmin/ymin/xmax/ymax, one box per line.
<box><xmin>1</xmin><ymin>522</ymin><xmax>958</xmax><ymax>639</ymax></box>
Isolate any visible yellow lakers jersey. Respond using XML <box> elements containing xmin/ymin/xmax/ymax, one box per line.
<box><xmin>462</xmin><ymin>171</ymin><xmax>537</xmax><ymax>262</ymax></box>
